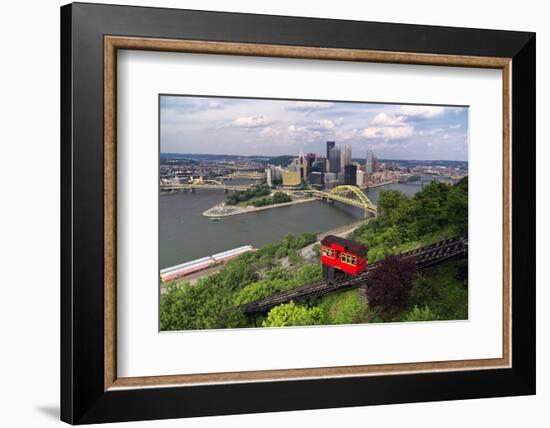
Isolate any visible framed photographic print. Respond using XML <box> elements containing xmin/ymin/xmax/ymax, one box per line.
<box><xmin>60</xmin><ymin>2</ymin><xmax>536</xmax><ymax>424</ymax></box>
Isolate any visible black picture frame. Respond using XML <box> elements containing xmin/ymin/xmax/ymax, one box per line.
<box><xmin>61</xmin><ymin>2</ymin><xmax>535</xmax><ymax>424</ymax></box>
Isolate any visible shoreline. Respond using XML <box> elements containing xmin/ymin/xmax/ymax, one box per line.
<box><xmin>365</xmin><ymin>180</ymin><xmax>396</xmax><ymax>189</ymax></box>
<box><xmin>202</xmin><ymin>197</ymin><xmax>316</xmax><ymax>217</ymax></box>
<box><xmin>163</xmin><ymin>217</ymin><xmax>371</xmax><ymax>288</ymax></box>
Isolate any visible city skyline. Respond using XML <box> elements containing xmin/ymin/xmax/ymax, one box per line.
<box><xmin>160</xmin><ymin>95</ymin><xmax>469</xmax><ymax>161</ymax></box>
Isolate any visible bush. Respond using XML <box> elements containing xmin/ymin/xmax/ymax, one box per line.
<box><xmin>262</xmin><ymin>301</ymin><xmax>324</xmax><ymax>327</ymax></box>
<box><xmin>251</xmin><ymin>191</ymin><xmax>292</xmax><ymax>207</ymax></box>
<box><xmin>407</xmin><ymin>261</ymin><xmax>468</xmax><ymax>321</ymax></box>
<box><xmin>403</xmin><ymin>305</ymin><xmax>439</xmax><ymax>322</ymax></box>
<box><xmin>226</xmin><ymin>184</ymin><xmax>270</xmax><ymax>205</ymax></box>
<box><xmin>320</xmin><ymin>290</ymin><xmax>363</xmax><ymax>325</ymax></box>
<box><xmin>366</xmin><ymin>255</ymin><xmax>416</xmax><ymax>313</ymax></box>
<box><xmin>233</xmin><ymin>264</ymin><xmax>322</xmax><ymax>306</ymax></box>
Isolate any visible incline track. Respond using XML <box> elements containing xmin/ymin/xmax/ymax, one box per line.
<box><xmin>233</xmin><ymin>235</ymin><xmax>467</xmax><ymax>315</ymax></box>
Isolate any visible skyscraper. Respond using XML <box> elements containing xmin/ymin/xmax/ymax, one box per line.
<box><xmin>365</xmin><ymin>150</ymin><xmax>375</xmax><ymax>174</ymax></box>
<box><xmin>310</xmin><ymin>157</ymin><xmax>326</xmax><ymax>188</ymax></box>
<box><xmin>344</xmin><ymin>164</ymin><xmax>357</xmax><ymax>186</ymax></box>
<box><xmin>297</xmin><ymin>149</ymin><xmax>307</xmax><ymax>181</ymax></box>
<box><xmin>265</xmin><ymin>165</ymin><xmax>282</xmax><ymax>187</ymax></box>
<box><xmin>356</xmin><ymin>169</ymin><xmax>367</xmax><ymax>187</ymax></box>
<box><xmin>328</xmin><ymin>146</ymin><xmax>341</xmax><ymax>174</ymax></box>
<box><xmin>326</xmin><ymin>141</ymin><xmax>335</xmax><ymax>159</ymax></box>
<box><xmin>341</xmin><ymin>144</ymin><xmax>352</xmax><ymax>168</ymax></box>
<box><xmin>306</xmin><ymin>153</ymin><xmax>316</xmax><ymax>182</ymax></box>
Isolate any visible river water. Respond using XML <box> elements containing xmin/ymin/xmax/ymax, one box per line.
<box><xmin>159</xmin><ymin>182</ymin><xmax>424</xmax><ymax>268</ymax></box>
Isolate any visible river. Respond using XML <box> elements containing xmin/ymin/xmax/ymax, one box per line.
<box><xmin>159</xmin><ymin>181</ymin><xmax>424</xmax><ymax>268</ymax></box>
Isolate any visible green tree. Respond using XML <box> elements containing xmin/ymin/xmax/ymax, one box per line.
<box><xmin>321</xmin><ymin>290</ymin><xmax>363</xmax><ymax>325</ymax></box>
<box><xmin>262</xmin><ymin>301</ymin><xmax>324</xmax><ymax>327</ymax></box>
<box><xmin>272</xmin><ymin>191</ymin><xmax>292</xmax><ymax>204</ymax></box>
<box><xmin>288</xmin><ymin>249</ymin><xmax>303</xmax><ymax>266</ymax></box>
<box><xmin>226</xmin><ymin>184</ymin><xmax>271</xmax><ymax>205</ymax></box>
<box><xmin>366</xmin><ymin>255</ymin><xmax>416</xmax><ymax>313</ymax></box>
<box><xmin>445</xmin><ymin>177</ymin><xmax>468</xmax><ymax>233</ymax></box>
<box><xmin>234</xmin><ymin>278</ymin><xmax>290</xmax><ymax>305</ymax></box>
<box><xmin>403</xmin><ymin>305</ymin><xmax>439</xmax><ymax>322</ymax></box>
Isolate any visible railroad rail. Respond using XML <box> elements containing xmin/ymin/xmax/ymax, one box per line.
<box><xmin>233</xmin><ymin>235</ymin><xmax>467</xmax><ymax>315</ymax></box>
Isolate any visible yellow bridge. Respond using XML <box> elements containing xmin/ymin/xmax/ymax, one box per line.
<box><xmin>161</xmin><ymin>178</ymin><xmax>251</xmax><ymax>192</ymax></box>
<box><xmin>312</xmin><ymin>185</ymin><xmax>378</xmax><ymax>217</ymax></box>
<box><xmin>220</xmin><ymin>171</ymin><xmax>265</xmax><ymax>180</ymax></box>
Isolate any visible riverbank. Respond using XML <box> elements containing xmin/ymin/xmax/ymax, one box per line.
<box><xmin>366</xmin><ymin>180</ymin><xmax>396</xmax><ymax>189</ymax></box>
<box><xmin>163</xmin><ymin>217</ymin><xmax>371</xmax><ymax>290</ymax></box>
<box><xmin>202</xmin><ymin>197</ymin><xmax>316</xmax><ymax>217</ymax></box>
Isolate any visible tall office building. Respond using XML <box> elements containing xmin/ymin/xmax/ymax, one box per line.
<box><xmin>266</xmin><ymin>167</ymin><xmax>273</xmax><ymax>187</ymax></box>
<box><xmin>306</xmin><ymin>153</ymin><xmax>316</xmax><ymax>181</ymax></box>
<box><xmin>310</xmin><ymin>158</ymin><xmax>326</xmax><ymax>188</ymax></box>
<box><xmin>324</xmin><ymin>172</ymin><xmax>339</xmax><ymax>189</ymax></box>
<box><xmin>344</xmin><ymin>164</ymin><xmax>357</xmax><ymax>186</ymax></box>
<box><xmin>326</xmin><ymin>141</ymin><xmax>335</xmax><ymax>159</ymax></box>
<box><xmin>356</xmin><ymin>169</ymin><xmax>368</xmax><ymax>187</ymax></box>
<box><xmin>313</xmin><ymin>156</ymin><xmax>326</xmax><ymax>173</ymax></box>
<box><xmin>365</xmin><ymin>150</ymin><xmax>375</xmax><ymax>174</ymax></box>
<box><xmin>341</xmin><ymin>144</ymin><xmax>352</xmax><ymax>168</ymax></box>
<box><xmin>328</xmin><ymin>147</ymin><xmax>341</xmax><ymax>174</ymax></box>
<box><xmin>265</xmin><ymin>165</ymin><xmax>282</xmax><ymax>187</ymax></box>
<box><xmin>297</xmin><ymin>150</ymin><xmax>307</xmax><ymax>181</ymax></box>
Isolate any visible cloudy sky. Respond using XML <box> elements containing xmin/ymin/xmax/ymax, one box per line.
<box><xmin>160</xmin><ymin>95</ymin><xmax>469</xmax><ymax>161</ymax></box>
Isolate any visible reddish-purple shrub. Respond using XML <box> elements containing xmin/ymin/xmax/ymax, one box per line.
<box><xmin>367</xmin><ymin>255</ymin><xmax>416</xmax><ymax>312</ymax></box>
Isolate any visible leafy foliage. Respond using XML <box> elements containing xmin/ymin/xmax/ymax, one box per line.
<box><xmin>226</xmin><ymin>184</ymin><xmax>271</xmax><ymax>205</ymax></box>
<box><xmin>407</xmin><ymin>260</ymin><xmax>468</xmax><ymax>320</ymax></box>
<box><xmin>233</xmin><ymin>264</ymin><xmax>321</xmax><ymax>306</ymax></box>
<box><xmin>251</xmin><ymin>191</ymin><xmax>292</xmax><ymax>207</ymax></box>
<box><xmin>366</xmin><ymin>255</ymin><xmax>416</xmax><ymax>313</ymax></box>
<box><xmin>262</xmin><ymin>301</ymin><xmax>324</xmax><ymax>327</ymax></box>
<box><xmin>350</xmin><ymin>178</ymin><xmax>468</xmax><ymax>262</ymax></box>
<box><xmin>319</xmin><ymin>290</ymin><xmax>362</xmax><ymax>325</ymax></box>
<box><xmin>403</xmin><ymin>305</ymin><xmax>439</xmax><ymax>322</ymax></box>
<box><xmin>160</xmin><ymin>232</ymin><xmax>318</xmax><ymax>331</ymax></box>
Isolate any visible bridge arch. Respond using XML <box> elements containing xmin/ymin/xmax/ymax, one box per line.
<box><xmin>317</xmin><ymin>185</ymin><xmax>377</xmax><ymax>217</ymax></box>
<box><xmin>191</xmin><ymin>178</ymin><xmax>225</xmax><ymax>186</ymax></box>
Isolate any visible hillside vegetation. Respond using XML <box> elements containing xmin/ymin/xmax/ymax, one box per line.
<box><xmin>160</xmin><ymin>178</ymin><xmax>468</xmax><ymax>331</ymax></box>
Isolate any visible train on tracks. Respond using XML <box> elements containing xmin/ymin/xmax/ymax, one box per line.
<box><xmin>320</xmin><ymin>235</ymin><xmax>368</xmax><ymax>282</ymax></box>
<box><xmin>160</xmin><ymin>245</ymin><xmax>255</xmax><ymax>282</ymax></box>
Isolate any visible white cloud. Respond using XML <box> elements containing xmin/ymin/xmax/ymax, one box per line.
<box><xmin>233</xmin><ymin>115</ymin><xmax>271</xmax><ymax>128</ymax></box>
<box><xmin>288</xmin><ymin>118</ymin><xmax>342</xmax><ymax>133</ymax></box>
<box><xmin>309</xmin><ymin>119</ymin><xmax>337</xmax><ymax>130</ymax></box>
<box><xmin>260</xmin><ymin>126</ymin><xmax>284</xmax><ymax>137</ymax></box>
<box><xmin>362</xmin><ymin>112</ymin><xmax>414</xmax><ymax>140</ymax></box>
<box><xmin>449</xmin><ymin>124</ymin><xmax>461</xmax><ymax>129</ymax></box>
<box><xmin>371</xmin><ymin>112</ymin><xmax>407</xmax><ymax>126</ymax></box>
<box><xmin>207</xmin><ymin>101</ymin><xmax>223</xmax><ymax>109</ymax></box>
<box><xmin>399</xmin><ymin>105</ymin><xmax>446</xmax><ymax>118</ymax></box>
<box><xmin>418</xmin><ymin>127</ymin><xmax>444</xmax><ymax>136</ymax></box>
<box><xmin>286</xmin><ymin>101</ymin><xmax>335</xmax><ymax>112</ymax></box>
<box><xmin>362</xmin><ymin>125</ymin><xmax>414</xmax><ymax>140</ymax></box>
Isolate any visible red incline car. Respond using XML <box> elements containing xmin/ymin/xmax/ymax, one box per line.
<box><xmin>320</xmin><ymin>235</ymin><xmax>368</xmax><ymax>281</ymax></box>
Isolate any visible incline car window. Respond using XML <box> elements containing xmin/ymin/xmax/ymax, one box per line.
<box><xmin>322</xmin><ymin>246</ymin><xmax>335</xmax><ymax>258</ymax></box>
<box><xmin>340</xmin><ymin>253</ymin><xmax>357</xmax><ymax>265</ymax></box>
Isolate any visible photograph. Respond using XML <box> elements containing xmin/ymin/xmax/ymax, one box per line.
<box><xmin>54</xmin><ymin>2</ymin><xmax>536</xmax><ymax>424</ymax></box>
<box><xmin>159</xmin><ymin>95</ymin><xmax>469</xmax><ymax>331</ymax></box>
